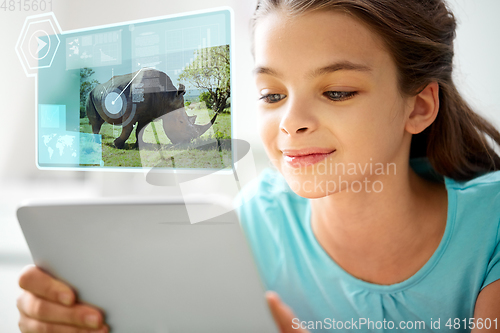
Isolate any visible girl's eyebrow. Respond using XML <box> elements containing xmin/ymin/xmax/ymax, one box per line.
<box><xmin>309</xmin><ymin>61</ymin><xmax>373</xmax><ymax>78</ymax></box>
<box><xmin>253</xmin><ymin>61</ymin><xmax>373</xmax><ymax>78</ymax></box>
<box><xmin>253</xmin><ymin>66</ymin><xmax>281</xmax><ymax>77</ymax></box>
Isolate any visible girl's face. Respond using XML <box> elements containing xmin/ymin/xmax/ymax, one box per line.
<box><xmin>253</xmin><ymin>10</ymin><xmax>413</xmax><ymax>198</ymax></box>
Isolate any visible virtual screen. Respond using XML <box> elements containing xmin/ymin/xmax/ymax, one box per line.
<box><xmin>37</xmin><ymin>9</ymin><xmax>232</xmax><ymax>171</ymax></box>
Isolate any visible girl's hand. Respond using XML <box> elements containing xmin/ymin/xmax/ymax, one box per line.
<box><xmin>266</xmin><ymin>291</ymin><xmax>310</xmax><ymax>333</ymax></box>
<box><xmin>17</xmin><ymin>265</ymin><xmax>108</xmax><ymax>333</ymax></box>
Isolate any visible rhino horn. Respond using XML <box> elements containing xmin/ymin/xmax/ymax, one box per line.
<box><xmin>192</xmin><ymin>113</ymin><xmax>219</xmax><ymax>137</ymax></box>
<box><xmin>188</xmin><ymin>115</ymin><xmax>197</xmax><ymax>124</ymax></box>
<box><xmin>162</xmin><ymin>109</ymin><xmax>219</xmax><ymax>144</ymax></box>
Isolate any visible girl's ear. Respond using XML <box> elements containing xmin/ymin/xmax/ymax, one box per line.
<box><xmin>405</xmin><ymin>81</ymin><xmax>440</xmax><ymax>134</ymax></box>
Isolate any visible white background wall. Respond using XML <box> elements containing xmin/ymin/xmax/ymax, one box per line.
<box><xmin>0</xmin><ymin>0</ymin><xmax>499</xmax><ymax>331</ymax></box>
<box><xmin>450</xmin><ymin>0</ymin><xmax>500</xmax><ymax>136</ymax></box>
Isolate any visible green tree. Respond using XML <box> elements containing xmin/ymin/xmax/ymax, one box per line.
<box><xmin>80</xmin><ymin>68</ymin><xmax>99</xmax><ymax>118</ymax></box>
<box><xmin>179</xmin><ymin>45</ymin><xmax>230</xmax><ymax>115</ymax></box>
<box><xmin>198</xmin><ymin>91</ymin><xmax>213</xmax><ymax>109</ymax></box>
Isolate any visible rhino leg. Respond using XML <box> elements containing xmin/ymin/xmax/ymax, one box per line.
<box><xmin>133</xmin><ymin>120</ymin><xmax>149</xmax><ymax>149</ymax></box>
<box><xmin>90</xmin><ymin>119</ymin><xmax>104</xmax><ymax>135</ymax></box>
<box><xmin>86</xmin><ymin>93</ymin><xmax>104</xmax><ymax>134</ymax></box>
<box><xmin>114</xmin><ymin>123</ymin><xmax>135</xmax><ymax>149</ymax></box>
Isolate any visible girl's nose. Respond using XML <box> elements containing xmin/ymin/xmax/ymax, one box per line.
<box><xmin>280</xmin><ymin>126</ymin><xmax>308</xmax><ymax>135</ymax></box>
<box><xmin>279</xmin><ymin>96</ymin><xmax>317</xmax><ymax>136</ymax></box>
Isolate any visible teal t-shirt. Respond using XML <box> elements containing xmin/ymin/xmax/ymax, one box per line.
<box><xmin>235</xmin><ymin>167</ymin><xmax>500</xmax><ymax>332</ymax></box>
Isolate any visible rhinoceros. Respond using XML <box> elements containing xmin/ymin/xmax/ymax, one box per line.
<box><xmin>86</xmin><ymin>68</ymin><xmax>218</xmax><ymax>149</ymax></box>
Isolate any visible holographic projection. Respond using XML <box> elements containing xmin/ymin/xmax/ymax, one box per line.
<box><xmin>37</xmin><ymin>10</ymin><xmax>232</xmax><ymax>170</ymax></box>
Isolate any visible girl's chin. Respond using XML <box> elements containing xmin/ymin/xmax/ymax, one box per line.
<box><xmin>292</xmin><ymin>189</ymin><xmax>332</xmax><ymax>199</ymax></box>
<box><xmin>282</xmin><ymin>174</ymin><xmax>340</xmax><ymax>198</ymax></box>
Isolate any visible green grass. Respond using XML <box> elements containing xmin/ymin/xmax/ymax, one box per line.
<box><xmin>79</xmin><ymin>106</ymin><xmax>232</xmax><ymax>169</ymax></box>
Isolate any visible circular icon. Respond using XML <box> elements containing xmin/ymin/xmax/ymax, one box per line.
<box><xmin>101</xmin><ymin>88</ymin><xmax>127</xmax><ymax>120</ymax></box>
<box><xmin>28</xmin><ymin>30</ymin><xmax>51</xmax><ymax>60</ymax></box>
<box><xmin>104</xmin><ymin>92</ymin><xmax>123</xmax><ymax>115</ymax></box>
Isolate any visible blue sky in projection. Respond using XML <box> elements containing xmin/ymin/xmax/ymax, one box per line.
<box><xmin>66</xmin><ymin>11</ymin><xmax>230</xmax><ymax>88</ymax></box>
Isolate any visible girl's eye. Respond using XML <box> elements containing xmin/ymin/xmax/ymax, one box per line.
<box><xmin>259</xmin><ymin>94</ymin><xmax>286</xmax><ymax>103</ymax></box>
<box><xmin>324</xmin><ymin>91</ymin><xmax>358</xmax><ymax>101</ymax></box>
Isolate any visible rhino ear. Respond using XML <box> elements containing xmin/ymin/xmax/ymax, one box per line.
<box><xmin>177</xmin><ymin>83</ymin><xmax>186</xmax><ymax>96</ymax></box>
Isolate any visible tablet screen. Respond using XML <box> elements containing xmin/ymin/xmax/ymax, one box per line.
<box><xmin>37</xmin><ymin>8</ymin><xmax>233</xmax><ymax>171</ymax></box>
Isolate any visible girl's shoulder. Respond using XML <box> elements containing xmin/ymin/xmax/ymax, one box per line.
<box><xmin>234</xmin><ymin>168</ymin><xmax>308</xmax><ymax>242</ymax></box>
<box><xmin>411</xmin><ymin>157</ymin><xmax>500</xmax><ymax>207</ymax></box>
<box><xmin>234</xmin><ymin>168</ymin><xmax>305</xmax><ymax>209</ymax></box>
<box><xmin>444</xmin><ymin>170</ymin><xmax>500</xmax><ymax>247</ymax></box>
<box><xmin>446</xmin><ymin>169</ymin><xmax>500</xmax><ymax>188</ymax></box>
<box><xmin>445</xmin><ymin>169</ymin><xmax>500</xmax><ymax>204</ymax></box>
<box><xmin>233</xmin><ymin>168</ymin><xmax>304</xmax><ymax>289</ymax></box>
<box><xmin>444</xmin><ymin>170</ymin><xmax>500</xmax><ymax>292</ymax></box>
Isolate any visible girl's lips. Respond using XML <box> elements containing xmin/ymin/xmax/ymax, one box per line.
<box><xmin>283</xmin><ymin>149</ymin><xmax>336</xmax><ymax>168</ymax></box>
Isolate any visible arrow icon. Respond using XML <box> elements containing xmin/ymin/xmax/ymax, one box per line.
<box><xmin>36</xmin><ymin>37</ymin><xmax>47</xmax><ymax>54</ymax></box>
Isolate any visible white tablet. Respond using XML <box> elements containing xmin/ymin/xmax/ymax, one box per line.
<box><xmin>17</xmin><ymin>197</ymin><xmax>278</xmax><ymax>333</ymax></box>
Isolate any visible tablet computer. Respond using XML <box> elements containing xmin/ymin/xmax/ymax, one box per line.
<box><xmin>17</xmin><ymin>197</ymin><xmax>278</xmax><ymax>333</ymax></box>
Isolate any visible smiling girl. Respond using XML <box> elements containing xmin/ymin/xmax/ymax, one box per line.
<box><xmin>15</xmin><ymin>0</ymin><xmax>500</xmax><ymax>332</ymax></box>
<box><xmin>237</xmin><ymin>0</ymin><xmax>500</xmax><ymax>332</ymax></box>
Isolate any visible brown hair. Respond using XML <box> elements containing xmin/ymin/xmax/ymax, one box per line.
<box><xmin>252</xmin><ymin>0</ymin><xmax>500</xmax><ymax>181</ymax></box>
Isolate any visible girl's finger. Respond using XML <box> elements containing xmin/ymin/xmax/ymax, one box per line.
<box><xmin>266</xmin><ymin>291</ymin><xmax>307</xmax><ymax>333</ymax></box>
<box><xmin>18</xmin><ymin>265</ymin><xmax>75</xmax><ymax>306</ymax></box>
<box><xmin>17</xmin><ymin>291</ymin><xmax>104</xmax><ymax>330</ymax></box>
<box><xmin>19</xmin><ymin>310</ymin><xmax>108</xmax><ymax>333</ymax></box>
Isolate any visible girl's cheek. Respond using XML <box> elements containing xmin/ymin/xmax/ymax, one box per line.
<box><xmin>258</xmin><ymin>112</ymin><xmax>272</xmax><ymax>141</ymax></box>
<box><xmin>259</xmin><ymin>123</ymin><xmax>273</xmax><ymax>149</ymax></box>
